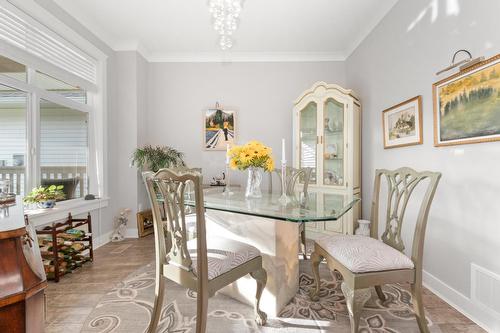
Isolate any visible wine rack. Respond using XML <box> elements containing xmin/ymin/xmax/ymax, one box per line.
<box><xmin>36</xmin><ymin>213</ymin><xmax>93</xmax><ymax>282</ymax></box>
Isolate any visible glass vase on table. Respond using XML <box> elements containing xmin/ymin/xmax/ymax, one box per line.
<box><xmin>245</xmin><ymin>166</ymin><xmax>263</xmax><ymax>198</ymax></box>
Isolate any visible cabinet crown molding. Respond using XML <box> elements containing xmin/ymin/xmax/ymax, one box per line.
<box><xmin>293</xmin><ymin>81</ymin><xmax>359</xmax><ymax>105</ymax></box>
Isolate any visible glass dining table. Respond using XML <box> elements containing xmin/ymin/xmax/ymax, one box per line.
<box><xmin>186</xmin><ymin>187</ymin><xmax>359</xmax><ymax>317</ymax></box>
<box><xmin>186</xmin><ymin>187</ymin><xmax>359</xmax><ymax>223</ymax></box>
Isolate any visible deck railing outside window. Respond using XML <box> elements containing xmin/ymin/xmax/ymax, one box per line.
<box><xmin>0</xmin><ymin>166</ymin><xmax>88</xmax><ymax>198</ymax></box>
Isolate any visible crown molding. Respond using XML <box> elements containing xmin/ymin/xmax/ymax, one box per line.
<box><xmin>112</xmin><ymin>46</ymin><xmax>348</xmax><ymax>63</ymax></box>
<box><xmin>147</xmin><ymin>51</ymin><xmax>347</xmax><ymax>63</ymax></box>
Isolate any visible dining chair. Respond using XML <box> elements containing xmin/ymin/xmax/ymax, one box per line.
<box><xmin>269</xmin><ymin>166</ymin><xmax>312</xmax><ymax>259</ymax></box>
<box><xmin>309</xmin><ymin>167</ymin><xmax>441</xmax><ymax>333</ymax></box>
<box><xmin>143</xmin><ymin>168</ymin><xmax>267</xmax><ymax>333</ymax></box>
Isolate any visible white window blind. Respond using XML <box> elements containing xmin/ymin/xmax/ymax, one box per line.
<box><xmin>0</xmin><ymin>2</ymin><xmax>97</xmax><ymax>84</ymax></box>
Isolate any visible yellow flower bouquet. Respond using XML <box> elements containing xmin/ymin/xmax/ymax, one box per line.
<box><xmin>227</xmin><ymin>140</ymin><xmax>275</xmax><ymax>172</ymax></box>
<box><xmin>227</xmin><ymin>141</ymin><xmax>275</xmax><ymax>198</ymax></box>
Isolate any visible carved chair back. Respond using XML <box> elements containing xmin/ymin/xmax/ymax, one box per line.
<box><xmin>269</xmin><ymin>167</ymin><xmax>312</xmax><ymax>195</ymax></box>
<box><xmin>370</xmin><ymin>167</ymin><xmax>441</xmax><ymax>269</ymax></box>
<box><xmin>143</xmin><ymin>168</ymin><xmax>208</xmax><ymax>281</ymax></box>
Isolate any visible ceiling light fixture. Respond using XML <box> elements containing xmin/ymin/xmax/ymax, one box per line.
<box><xmin>208</xmin><ymin>0</ymin><xmax>243</xmax><ymax>50</ymax></box>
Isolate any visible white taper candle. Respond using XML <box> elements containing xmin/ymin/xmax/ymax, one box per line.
<box><xmin>281</xmin><ymin>138</ymin><xmax>286</xmax><ymax>163</ymax></box>
<box><xmin>226</xmin><ymin>144</ymin><xmax>230</xmax><ymax>164</ymax></box>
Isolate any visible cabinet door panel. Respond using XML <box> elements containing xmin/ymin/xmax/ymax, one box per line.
<box><xmin>324</xmin><ymin>218</ymin><xmax>343</xmax><ymax>233</ymax></box>
<box><xmin>305</xmin><ymin>222</ymin><xmax>320</xmax><ymax>231</ymax></box>
<box><xmin>299</xmin><ymin>102</ymin><xmax>318</xmax><ymax>184</ymax></box>
<box><xmin>322</xmin><ymin>98</ymin><xmax>345</xmax><ymax>187</ymax></box>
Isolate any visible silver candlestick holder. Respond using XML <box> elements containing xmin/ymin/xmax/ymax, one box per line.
<box><xmin>222</xmin><ymin>162</ymin><xmax>234</xmax><ymax>196</ymax></box>
<box><xmin>278</xmin><ymin>160</ymin><xmax>290</xmax><ymax>205</ymax></box>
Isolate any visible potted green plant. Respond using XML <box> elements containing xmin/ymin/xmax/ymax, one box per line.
<box><xmin>131</xmin><ymin>145</ymin><xmax>185</xmax><ymax>172</ymax></box>
<box><xmin>23</xmin><ymin>185</ymin><xmax>65</xmax><ymax>208</ymax></box>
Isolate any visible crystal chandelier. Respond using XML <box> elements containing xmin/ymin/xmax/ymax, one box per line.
<box><xmin>208</xmin><ymin>0</ymin><xmax>243</xmax><ymax>50</ymax></box>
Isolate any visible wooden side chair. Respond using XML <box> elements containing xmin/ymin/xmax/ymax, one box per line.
<box><xmin>310</xmin><ymin>167</ymin><xmax>441</xmax><ymax>333</ymax></box>
<box><xmin>269</xmin><ymin>166</ymin><xmax>312</xmax><ymax>259</ymax></box>
<box><xmin>143</xmin><ymin>168</ymin><xmax>267</xmax><ymax>333</ymax></box>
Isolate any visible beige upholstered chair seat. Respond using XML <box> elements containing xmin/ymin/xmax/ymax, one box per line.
<box><xmin>316</xmin><ymin>234</ymin><xmax>414</xmax><ymax>273</ymax></box>
<box><xmin>187</xmin><ymin>237</ymin><xmax>261</xmax><ymax>280</ymax></box>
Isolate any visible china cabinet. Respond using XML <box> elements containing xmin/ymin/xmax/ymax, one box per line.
<box><xmin>293</xmin><ymin>82</ymin><xmax>361</xmax><ymax>236</ymax></box>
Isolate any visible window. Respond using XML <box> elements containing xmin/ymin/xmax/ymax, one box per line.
<box><xmin>0</xmin><ymin>2</ymin><xmax>102</xmax><ymax>203</ymax></box>
<box><xmin>40</xmin><ymin>100</ymin><xmax>88</xmax><ymax>199</ymax></box>
<box><xmin>36</xmin><ymin>71</ymin><xmax>87</xmax><ymax>104</ymax></box>
<box><xmin>0</xmin><ymin>51</ymin><xmax>94</xmax><ymax>203</ymax></box>
<box><xmin>0</xmin><ymin>84</ymin><xmax>27</xmax><ymax>195</ymax></box>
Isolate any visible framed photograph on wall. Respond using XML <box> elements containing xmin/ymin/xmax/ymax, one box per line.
<box><xmin>204</xmin><ymin>108</ymin><xmax>236</xmax><ymax>150</ymax></box>
<box><xmin>382</xmin><ymin>96</ymin><xmax>423</xmax><ymax>149</ymax></box>
<box><xmin>433</xmin><ymin>54</ymin><xmax>500</xmax><ymax>146</ymax></box>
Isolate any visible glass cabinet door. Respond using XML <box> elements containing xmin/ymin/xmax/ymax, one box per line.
<box><xmin>299</xmin><ymin>102</ymin><xmax>317</xmax><ymax>184</ymax></box>
<box><xmin>323</xmin><ymin>98</ymin><xmax>345</xmax><ymax>186</ymax></box>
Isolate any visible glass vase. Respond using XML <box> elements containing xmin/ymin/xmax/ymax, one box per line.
<box><xmin>245</xmin><ymin>167</ymin><xmax>263</xmax><ymax>198</ymax></box>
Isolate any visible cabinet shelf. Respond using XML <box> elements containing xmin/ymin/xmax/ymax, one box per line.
<box><xmin>324</xmin><ymin>129</ymin><xmax>343</xmax><ymax>134</ymax></box>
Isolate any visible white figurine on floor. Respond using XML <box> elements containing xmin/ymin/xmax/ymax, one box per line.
<box><xmin>111</xmin><ymin>208</ymin><xmax>131</xmax><ymax>242</ymax></box>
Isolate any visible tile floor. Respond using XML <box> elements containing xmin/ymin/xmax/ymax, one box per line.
<box><xmin>44</xmin><ymin>236</ymin><xmax>486</xmax><ymax>333</ymax></box>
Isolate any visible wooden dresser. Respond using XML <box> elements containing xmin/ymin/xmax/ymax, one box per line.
<box><xmin>0</xmin><ymin>199</ymin><xmax>47</xmax><ymax>333</ymax></box>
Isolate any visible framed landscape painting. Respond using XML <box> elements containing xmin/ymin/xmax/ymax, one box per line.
<box><xmin>434</xmin><ymin>54</ymin><xmax>500</xmax><ymax>146</ymax></box>
<box><xmin>204</xmin><ymin>108</ymin><xmax>236</xmax><ymax>150</ymax></box>
<box><xmin>382</xmin><ymin>96</ymin><xmax>423</xmax><ymax>149</ymax></box>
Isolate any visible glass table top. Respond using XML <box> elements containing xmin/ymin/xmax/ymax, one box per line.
<box><xmin>185</xmin><ymin>188</ymin><xmax>359</xmax><ymax>223</ymax></box>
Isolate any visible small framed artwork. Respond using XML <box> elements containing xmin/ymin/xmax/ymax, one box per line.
<box><xmin>382</xmin><ymin>96</ymin><xmax>423</xmax><ymax>149</ymax></box>
<box><xmin>433</xmin><ymin>54</ymin><xmax>500</xmax><ymax>146</ymax></box>
<box><xmin>204</xmin><ymin>108</ymin><xmax>236</xmax><ymax>150</ymax></box>
<box><xmin>137</xmin><ymin>210</ymin><xmax>154</xmax><ymax>238</ymax></box>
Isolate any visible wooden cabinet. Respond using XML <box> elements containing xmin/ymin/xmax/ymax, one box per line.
<box><xmin>0</xmin><ymin>200</ymin><xmax>47</xmax><ymax>333</ymax></box>
<box><xmin>293</xmin><ymin>82</ymin><xmax>361</xmax><ymax>236</ymax></box>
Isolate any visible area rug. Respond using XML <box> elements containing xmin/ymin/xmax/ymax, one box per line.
<box><xmin>82</xmin><ymin>261</ymin><xmax>441</xmax><ymax>333</ymax></box>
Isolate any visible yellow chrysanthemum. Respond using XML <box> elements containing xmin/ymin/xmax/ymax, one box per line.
<box><xmin>265</xmin><ymin>157</ymin><xmax>275</xmax><ymax>172</ymax></box>
<box><xmin>227</xmin><ymin>141</ymin><xmax>274</xmax><ymax>171</ymax></box>
<box><xmin>229</xmin><ymin>159</ymin><xmax>238</xmax><ymax>170</ymax></box>
<box><xmin>239</xmin><ymin>152</ymin><xmax>252</xmax><ymax>164</ymax></box>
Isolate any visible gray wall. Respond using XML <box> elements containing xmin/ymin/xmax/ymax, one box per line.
<box><xmin>346</xmin><ymin>0</ymin><xmax>500</xmax><ymax>330</ymax></box>
<box><xmin>146</xmin><ymin>61</ymin><xmax>346</xmax><ymax>184</ymax></box>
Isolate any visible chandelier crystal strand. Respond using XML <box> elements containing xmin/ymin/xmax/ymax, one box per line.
<box><xmin>208</xmin><ymin>0</ymin><xmax>243</xmax><ymax>50</ymax></box>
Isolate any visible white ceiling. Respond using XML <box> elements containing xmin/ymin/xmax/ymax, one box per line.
<box><xmin>53</xmin><ymin>0</ymin><xmax>398</xmax><ymax>62</ymax></box>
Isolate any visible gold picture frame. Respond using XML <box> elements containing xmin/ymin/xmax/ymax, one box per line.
<box><xmin>382</xmin><ymin>96</ymin><xmax>423</xmax><ymax>149</ymax></box>
<box><xmin>433</xmin><ymin>53</ymin><xmax>500</xmax><ymax>147</ymax></box>
<box><xmin>137</xmin><ymin>210</ymin><xmax>154</xmax><ymax>238</ymax></box>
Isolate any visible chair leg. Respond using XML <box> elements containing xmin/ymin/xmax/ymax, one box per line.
<box><xmin>411</xmin><ymin>282</ymin><xmax>430</xmax><ymax>333</ymax></box>
<box><xmin>148</xmin><ymin>274</ymin><xmax>165</xmax><ymax>333</ymax></box>
<box><xmin>341</xmin><ymin>282</ymin><xmax>371</xmax><ymax>333</ymax></box>
<box><xmin>375</xmin><ymin>285</ymin><xmax>386</xmax><ymax>302</ymax></box>
<box><xmin>250</xmin><ymin>268</ymin><xmax>268</xmax><ymax>326</ymax></box>
<box><xmin>196</xmin><ymin>289</ymin><xmax>209</xmax><ymax>333</ymax></box>
<box><xmin>300</xmin><ymin>225</ymin><xmax>307</xmax><ymax>260</ymax></box>
<box><xmin>309</xmin><ymin>250</ymin><xmax>323</xmax><ymax>301</ymax></box>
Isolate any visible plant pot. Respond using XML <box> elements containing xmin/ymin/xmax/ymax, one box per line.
<box><xmin>245</xmin><ymin>167</ymin><xmax>263</xmax><ymax>198</ymax></box>
<box><xmin>39</xmin><ymin>200</ymin><xmax>56</xmax><ymax>209</ymax></box>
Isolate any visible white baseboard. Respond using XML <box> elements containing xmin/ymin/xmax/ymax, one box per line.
<box><xmin>423</xmin><ymin>270</ymin><xmax>500</xmax><ymax>333</ymax></box>
<box><xmin>93</xmin><ymin>230</ymin><xmax>112</xmax><ymax>249</ymax></box>
<box><xmin>92</xmin><ymin>228</ymin><xmax>140</xmax><ymax>250</ymax></box>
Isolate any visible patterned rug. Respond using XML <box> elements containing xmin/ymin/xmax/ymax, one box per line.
<box><xmin>82</xmin><ymin>261</ymin><xmax>441</xmax><ymax>333</ymax></box>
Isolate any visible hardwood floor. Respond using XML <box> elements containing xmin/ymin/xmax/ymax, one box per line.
<box><xmin>44</xmin><ymin>235</ymin><xmax>485</xmax><ymax>333</ymax></box>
